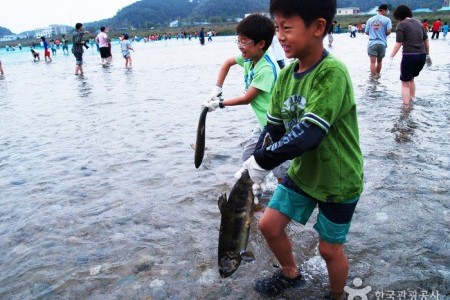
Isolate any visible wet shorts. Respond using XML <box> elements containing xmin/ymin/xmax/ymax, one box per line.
<box><xmin>368</xmin><ymin>44</ymin><xmax>386</xmax><ymax>58</ymax></box>
<box><xmin>73</xmin><ymin>52</ymin><xmax>83</xmax><ymax>65</ymax></box>
<box><xmin>268</xmin><ymin>176</ymin><xmax>359</xmax><ymax>244</ymax></box>
<box><xmin>100</xmin><ymin>47</ymin><xmax>111</xmax><ymax>59</ymax></box>
<box><xmin>400</xmin><ymin>53</ymin><xmax>426</xmax><ymax>82</ymax></box>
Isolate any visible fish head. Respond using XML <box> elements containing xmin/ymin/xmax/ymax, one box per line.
<box><xmin>218</xmin><ymin>253</ymin><xmax>241</xmax><ymax>278</ymax></box>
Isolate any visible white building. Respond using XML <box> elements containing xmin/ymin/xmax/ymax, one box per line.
<box><xmin>35</xmin><ymin>26</ymin><xmax>53</xmax><ymax>38</ymax></box>
<box><xmin>34</xmin><ymin>24</ymin><xmax>67</xmax><ymax>38</ymax></box>
<box><xmin>336</xmin><ymin>7</ymin><xmax>360</xmax><ymax>15</ymax></box>
<box><xmin>169</xmin><ymin>20</ymin><xmax>179</xmax><ymax>27</ymax></box>
<box><xmin>0</xmin><ymin>35</ymin><xmax>18</xmax><ymax>42</ymax></box>
<box><xmin>50</xmin><ymin>24</ymin><xmax>67</xmax><ymax>36</ymax></box>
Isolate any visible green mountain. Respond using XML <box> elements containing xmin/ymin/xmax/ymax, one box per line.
<box><xmin>86</xmin><ymin>0</ymin><xmax>270</xmax><ymax>29</ymax></box>
<box><xmin>0</xmin><ymin>0</ymin><xmax>446</xmax><ymax>34</ymax></box>
<box><xmin>0</xmin><ymin>26</ymin><xmax>13</xmax><ymax>36</ymax></box>
<box><xmin>85</xmin><ymin>0</ymin><xmax>445</xmax><ymax>30</ymax></box>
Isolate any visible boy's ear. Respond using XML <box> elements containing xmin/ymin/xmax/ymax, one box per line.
<box><xmin>313</xmin><ymin>18</ymin><xmax>327</xmax><ymax>37</ymax></box>
<box><xmin>256</xmin><ymin>39</ymin><xmax>266</xmax><ymax>50</ymax></box>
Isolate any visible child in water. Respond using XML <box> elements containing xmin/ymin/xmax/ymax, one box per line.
<box><xmin>121</xmin><ymin>33</ymin><xmax>134</xmax><ymax>68</ymax></box>
<box><xmin>31</xmin><ymin>49</ymin><xmax>40</xmax><ymax>61</ymax></box>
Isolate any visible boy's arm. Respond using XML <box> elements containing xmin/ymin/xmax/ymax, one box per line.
<box><xmin>215</xmin><ymin>57</ymin><xmax>237</xmax><ymax>87</ymax></box>
<box><xmin>222</xmin><ymin>86</ymin><xmax>259</xmax><ymax>106</ymax></box>
<box><xmin>254</xmin><ymin>121</ymin><xmax>326</xmax><ymax>170</ymax></box>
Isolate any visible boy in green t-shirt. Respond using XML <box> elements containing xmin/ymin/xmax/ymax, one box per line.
<box><xmin>202</xmin><ymin>14</ymin><xmax>289</xmax><ymax>181</ymax></box>
<box><xmin>235</xmin><ymin>0</ymin><xmax>363</xmax><ymax>298</ymax></box>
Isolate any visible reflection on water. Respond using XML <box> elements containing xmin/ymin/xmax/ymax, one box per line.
<box><xmin>0</xmin><ymin>35</ymin><xmax>449</xmax><ymax>299</ymax></box>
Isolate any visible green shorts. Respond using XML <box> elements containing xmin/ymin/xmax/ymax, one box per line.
<box><xmin>268</xmin><ymin>176</ymin><xmax>359</xmax><ymax>244</ymax></box>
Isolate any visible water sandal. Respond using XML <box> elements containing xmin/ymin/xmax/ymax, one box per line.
<box><xmin>254</xmin><ymin>269</ymin><xmax>304</xmax><ymax>297</ymax></box>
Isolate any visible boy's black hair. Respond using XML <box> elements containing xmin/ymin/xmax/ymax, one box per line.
<box><xmin>269</xmin><ymin>0</ymin><xmax>336</xmax><ymax>37</ymax></box>
<box><xmin>236</xmin><ymin>14</ymin><xmax>275</xmax><ymax>51</ymax></box>
<box><xmin>75</xmin><ymin>23</ymin><xmax>83</xmax><ymax>30</ymax></box>
<box><xmin>393</xmin><ymin>5</ymin><xmax>412</xmax><ymax>21</ymax></box>
<box><xmin>100</xmin><ymin>26</ymin><xmax>106</xmax><ymax>31</ymax></box>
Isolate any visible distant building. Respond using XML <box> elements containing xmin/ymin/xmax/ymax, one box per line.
<box><xmin>245</xmin><ymin>13</ymin><xmax>270</xmax><ymax>18</ymax></box>
<box><xmin>336</xmin><ymin>7</ymin><xmax>360</xmax><ymax>15</ymax></box>
<box><xmin>50</xmin><ymin>24</ymin><xmax>67</xmax><ymax>36</ymax></box>
<box><xmin>35</xmin><ymin>27</ymin><xmax>53</xmax><ymax>38</ymax></box>
<box><xmin>169</xmin><ymin>20</ymin><xmax>179</xmax><ymax>27</ymax></box>
<box><xmin>0</xmin><ymin>35</ymin><xmax>17</xmax><ymax>42</ymax></box>
<box><xmin>413</xmin><ymin>8</ymin><xmax>433</xmax><ymax>13</ymax></box>
<box><xmin>437</xmin><ymin>6</ymin><xmax>450</xmax><ymax>10</ymax></box>
<box><xmin>34</xmin><ymin>25</ymin><xmax>67</xmax><ymax>38</ymax></box>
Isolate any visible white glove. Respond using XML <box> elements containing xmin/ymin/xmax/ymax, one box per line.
<box><xmin>201</xmin><ymin>98</ymin><xmax>221</xmax><ymax>112</ymax></box>
<box><xmin>209</xmin><ymin>86</ymin><xmax>223</xmax><ymax>101</ymax></box>
<box><xmin>426</xmin><ymin>55</ymin><xmax>432</xmax><ymax>67</ymax></box>
<box><xmin>234</xmin><ymin>156</ymin><xmax>270</xmax><ymax>197</ymax></box>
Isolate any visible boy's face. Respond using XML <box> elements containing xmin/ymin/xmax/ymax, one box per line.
<box><xmin>274</xmin><ymin>13</ymin><xmax>325</xmax><ymax>60</ymax></box>
<box><xmin>236</xmin><ymin>34</ymin><xmax>265</xmax><ymax>60</ymax></box>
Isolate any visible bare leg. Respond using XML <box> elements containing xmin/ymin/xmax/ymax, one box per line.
<box><xmin>376</xmin><ymin>57</ymin><xmax>383</xmax><ymax>75</ymax></box>
<box><xmin>258</xmin><ymin>208</ymin><xmax>298</xmax><ymax>278</ymax></box>
<box><xmin>369</xmin><ymin>56</ymin><xmax>377</xmax><ymax>76</ymax></box>
<box><xmin>401</xmin><ymin>81</ymin><xmax>412</xmax><ymax>105</ymax></box>
<box><xmin>319</xmin><ymin>240</ymin><xmax>348</xmax><ymax>298</ymax></box>
<box><xmin>410</xmin><ymin>79</ymin><xmax>416</xmax><ymax>99</ymax></box>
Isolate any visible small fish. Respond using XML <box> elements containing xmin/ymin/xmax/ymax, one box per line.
<box><xmin>194</xmin><ymin>107</ymin><xmax>209</xmax><ymax>168</ymax></box>
<box><xmin>218</xmin><ymin>170</ymin><xmax>255</xmax><ymax>278</ymax></box>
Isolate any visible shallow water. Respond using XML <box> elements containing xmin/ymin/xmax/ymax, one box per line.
<box><xmin>0</xmin><ymin>34</ymin><xmax>449</xmax><ymax>300</ymax></box>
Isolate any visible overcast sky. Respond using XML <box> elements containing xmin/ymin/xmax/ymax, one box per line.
<box><xmin>0</xmin><ymin>0</ymin><xmax>139</xmax><ymax>34</ymax></box>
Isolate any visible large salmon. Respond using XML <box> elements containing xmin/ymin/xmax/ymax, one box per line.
<box><xmin>218</xmin><ymin>170</ymin><xmax>255</xmax><ymax>278</ymax></box>
<box><xmin>194</xmin><ymin>107</ymin><xmax>208</xmax><ymax>168</ymax></box>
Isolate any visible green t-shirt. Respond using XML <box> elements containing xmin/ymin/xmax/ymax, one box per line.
<box><xmin>268</xmin><ymin>52</ymin><xmax>363</xmax><ymax>202</ymax></box>
<box><xmin>236</xmin><ymin>51</ymin><xmax>279</xmax><ymax>129</ymax></box>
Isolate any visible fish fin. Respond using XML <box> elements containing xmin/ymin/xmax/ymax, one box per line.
<box><xmin>262</xmin><ymin>133</ymin><xmax>273</xmax><ymax>147</ymax></box>
<box><xmin>190</xmin><ymin>143</ymin><xmax>196</xmax><ymax>150</ymax></box>
<box><xmin>240</xmin><ymin>251</ymin><xmax>255</xmax><ymax>262</ymax></box>
<box><xmin>218</xmin><ymin>193</ymin><xmax>227</xmax><ymax>212</ymax></box>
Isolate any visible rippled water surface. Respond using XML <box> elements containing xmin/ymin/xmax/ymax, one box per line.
<box><xmin>0</xmin><ymin>34</ymin><xmax>449</xmax><ymax>300</ymax></box>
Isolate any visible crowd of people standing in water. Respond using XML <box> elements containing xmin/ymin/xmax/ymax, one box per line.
<box><xmin>0</xmin><ymin>8</ymin><xmax>446</xmax><ymax>108</ymax></box>
<box><xmin>0</xmin><ymin>24</ymin><xmax>218</xmax><ymax>74</ymax></box>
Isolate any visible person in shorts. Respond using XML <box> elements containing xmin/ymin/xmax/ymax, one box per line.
<box><xmin>120</xmin><ymin>33</ymin><xmax>134</xmax><ymax>68</ymax></box>
<box><xmin>389</xmin><ymin>5</ymin><xmax>431</xmax><ymax>107</ymax></box>
<box><xmin>41</xmin><ymin>36</ymin><xmax>52</xmax><ymax>62</ymax></box>
<box><xmin>95</xmin><ymin>26</ymin><xmax>112</xmax><ymax>65</ymax></box>
<box><xmin>365</xmin><ymin>4</ymin><xmax>392</xmax><ymax>78</ymax></box>
<box><xmin>72</xmin><ymin>23</ymin><xmax>88</xmax><ymax>76</ymax></box>
<box><xmin>235</xmin><ymin>0</ymin><xmax>363</xmax><ymax>298</ymax></box>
